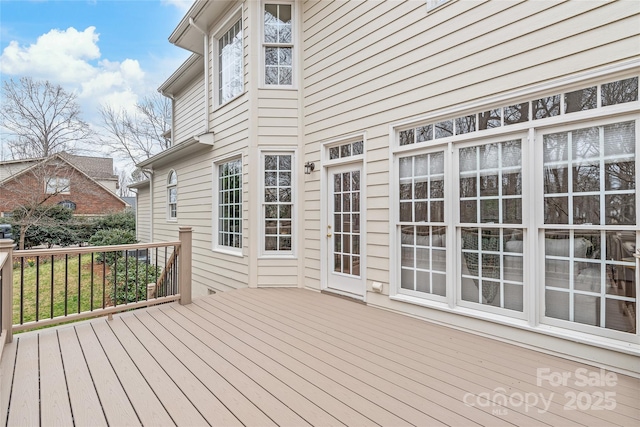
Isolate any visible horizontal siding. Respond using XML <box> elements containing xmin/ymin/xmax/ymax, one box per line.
<box><xmin>300</xmin><ymin>0</ymin><xmax>640</xmax><ymax>293</ymax></box>
<box><xmin>135</xmin><ymin>187</ymin><xmax>150</xmax><ymax>243</ymax></box>
<box><xmin>173</xmin><ymin>76</ymin><xmax>205</xmax><ymax>144</ymax></box>
<box><xmin>257</xmin><ymin>90</ymin><xmax>300</xmax><ymax>144</ymax></box>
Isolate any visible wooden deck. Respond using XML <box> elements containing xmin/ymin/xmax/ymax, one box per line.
<box><xmin>1</xmin><ymin>288</ymin><xmax>639</xmax><ymax>426</ymax></box>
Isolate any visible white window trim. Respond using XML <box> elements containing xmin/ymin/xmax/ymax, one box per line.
<box><xmin>167</xmin><ymin>170</ymin><xmax>177</xmax><ymax>222</ymax></box>
<box><xmin>389</xmin><ymin>68</ymin><xmax>640</xmax><ymax>347</ymax></box>
<box><xmin>259</xmin><ymin>149</ymin><xmax>297</xmax><ymax>258</ymax></box>
<box><xmin>260</xmin><ymin>0</ymin><xmax>296</xmax><ymax>89</ymax></box>
<box><xmin>213</xmin><ymin>6</ymin><xmax>244</xmax><ymax>108</ymax></box>
<box><xmin>212</xmin><ymin>153</ymin><xmax>244</xmax><ymax>257</ymax></box>
<box><xmin>426</xmin><ymin>0</ymin><xmax>450</xmax><ymax>12</ymax></box>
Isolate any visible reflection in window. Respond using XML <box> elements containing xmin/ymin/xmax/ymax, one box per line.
<box><xmin>329</xmin><ymin>140</ymin><xmax>363</xmax><ymax>160</ymax></box>
<box><xmin>45</xmin><ymin>177</ymin><xmax>70</xmax><ymax>194</ymax></box>
<box><xmin>533</xmin><ymin>95</ymin><xmax>561</xmax><ymax>119</ymax></box>
<box><xmin>264</xmin><ymin>3</ymin><xmax>293</xmax><ymax>85</ymax></box>
<box><xmin>264</xmin><ymin>154</ymin><xmax>293</xmax><ymax>252</ymax></box>
<box><xmin>543</xmin><ymin>121</ymin><xmax>636</xmax><ymax>226</ymax></box>
<box><xmin>504</xmin><ymin>103</ymin><xmax>529</xmax><ymax>125</ymax></box>
<box><xmin>219</xmin><ymin>19</ymin><xmax>243</xmax><ymax>104</ymax></box>
<box><xmin>601</xmin><ymin>77</ymin><xmax>638</xmax><ymax>106</ymax></box>
<box><xmin>58</xmin><ymin>200</ymin><xmax>76</xmax><ymax>211</ymax></box>
<box><xmin>564</xmin><ymin>86</ymin><xmax>597</xmax><ymax>113</ymax></box>
<box><xmin>333</xmin><ymin>170</ymin><xmax>360</xmax><ymax>276</ymax></box>
<box><xmin>218</xmin><ymin>159</ymin><xmax>242</xmax><ymax>249</ymax></box>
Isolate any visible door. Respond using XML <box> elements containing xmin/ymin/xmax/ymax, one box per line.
<box><xmin>326</xmin><ymin>164</ymin><xmax>364</xmax><ymax>298</ymax></box>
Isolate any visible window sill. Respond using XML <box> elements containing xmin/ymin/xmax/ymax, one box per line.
<box><xmin>213</xmin><ymin>91</ymin><xmax>246</xmax><ymax>113</ymax></box>
<box><xmin>258</xmin><ymin>254</ymin><xmax>297</xmax><ymax>260</ymax></box>
<box><xmin>212</xmin><ymin>247</ymin><xmax>244</xmax><ymax>258</ymax></box>
<box><xmin>166</xmin><ymin>219</ymin><xmax>177</xmax><ymax>223</ymax></box>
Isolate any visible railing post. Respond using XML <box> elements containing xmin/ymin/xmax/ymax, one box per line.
<box><xmin>0</xmin><ymin>239</ymin><xmax>14</xmax><ymax>344</ymax></box>
<box><xmin>178</xmin><ymin>227</ymin><xmax>192</xmax><ymax>305</ymax></box>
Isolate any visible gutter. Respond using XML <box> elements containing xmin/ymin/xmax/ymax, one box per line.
<box><xmin>188</xmin><ymin>17</ymin><xmax>210</xmax><ymax>133</ymax></box>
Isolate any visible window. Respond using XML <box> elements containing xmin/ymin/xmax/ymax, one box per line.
<box><xmin>399</xmin><ymin>151</ymin><xmax>447</xmax><ymax>297</ymax></box>
<box><xmin>218</xmin><ymin>17</ymin><xmax>243</xmax><ymax>104</ymax></box>
<box><xmin>217</xmin><ymin>158</ymin><xmax>242</xmax><ymax>250</ymax></box>
<box><xmin>45</xmin><ymin>177</ymin><xmax>70</xmax><ymax>194</ymax></box>
<box><xmin>542</xmin><ymin>120</ymin><xmax>636</xmax><ymax>332</ymax></box>
<box><xmin>263</xmin><ymin>3</ymin><xmax>293</xmax><ymax>86</ymax></box>
<box><xmin>58</xmin><ymin>200</ymin><xmax>76</xmax><ymax>211</ymax></box>
<box><xmin>263</xmin><ymin>153</ymin><xmax>293</xmax><ymax>253</ymax></box>
<box><xmin>393</xmin><ymin>74</ymin><xmax>638</xmax><ymax>340</ymax></box>
<box><xmin>167</xmin><ymin>170</ymin><xmax>177</xmax><ymax>220</ymax></box>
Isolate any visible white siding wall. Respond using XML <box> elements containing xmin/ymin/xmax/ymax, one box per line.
<box><xmin>301</xmin><ymin>0</ymin><xmax>640</xmax><ymax>291</ymax></box>
<box><xmin>153</xmin><ymin>0</ymin><xmax>252</xmax><ymax>297</ymax></box>
<box><xmin>135</xmin><ymin>185</ymin><xmax>150</xmax><ymax>243</ymax></box>
<box><xmin>173</xmin><ymin>76</ymin><xmax>206</xmax><ymax>144</ymax></box>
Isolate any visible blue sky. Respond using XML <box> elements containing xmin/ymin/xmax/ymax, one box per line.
<box><xmin>0</xmin><ymin>0</ymin><xmax>194</xmax><ymax>161</ymax></box>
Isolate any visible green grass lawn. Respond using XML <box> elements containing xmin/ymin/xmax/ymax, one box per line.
<box><xmin>13</xmin><ymin>254</ymin><xmax>110</xmax><ymax>325</ymax></box>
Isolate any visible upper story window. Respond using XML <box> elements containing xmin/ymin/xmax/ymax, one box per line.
<box><xmin>218</xmin><ymin>17</ymin><xmax>243</xmax><ymax>105</ymax></box>
<box><xmin>167</xmin><ymin>170</ymin><xmax>177</xmax><ymax>220</ymax></box>
<box><xmin>263</xmin><ymin>3</ymin><xmax>293</xmax><ymax>86</ymax></box>
<box><xmin>45</xmin><ymin>177</ymin><xmax>70</xmax><ymax>194</ymax></box>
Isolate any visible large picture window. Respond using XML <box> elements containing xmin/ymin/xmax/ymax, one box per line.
<box><xmin>218</xmin><ymin>18</ymin><xmax>243</xmax><ymax>104</ymax></box>
<box><xmin>45</xmin><ymin>177</ymin><xmax>70</xmax><ymax>194</ymax></box>
<box><xmin>393</xmin><ymin>74</ymin><xmax>638</xmax><ymax>341</ymax></box>
<box><xmin>263</xmin><ymin>153</ymin><xmax>293</xmax><ymax>253</ymax></box>
<box><xmin>263</xmin><ymin>3</ymin><xmax>293</xmax><ymax>86</ymax></box>
<box><xmin>217</xmin><ymin>158</ymin><xmax>242</xmax><ymax>250</ymax></box>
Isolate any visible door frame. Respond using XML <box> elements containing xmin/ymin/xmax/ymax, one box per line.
<box><xmin>321</xmin><ymin>158</ymin><xmax>367</xmax><ymax>301</ymax></box>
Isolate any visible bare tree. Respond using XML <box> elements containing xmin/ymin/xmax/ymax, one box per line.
<box><xmin>0</xmin><ymin>77</ymin><xmax>92</xmax><ymax>159</ymax></box>
<box><xmin>99</xmin><ymin>93</ymin><xmax>171</xmax><ymax>172</ymax></box>
<box><xmin>116</xmin><ymin>167</ymin><xmax>133</xmax><ymax>197</ymax></box>
<box><xmin>0</xmin><ymin>156</ymin><xmax>83</xmax><ymax>249</ymax></box>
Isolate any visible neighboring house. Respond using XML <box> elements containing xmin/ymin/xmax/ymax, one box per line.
<box><xmin>137</xmin><ymin>0</ymin><xmax>640</xmax><ymax>375</ymax></box>
<box><xmin>0</xmin><ymin>152</ymin><xmax>128</xmax><ymax>216</ymax></box>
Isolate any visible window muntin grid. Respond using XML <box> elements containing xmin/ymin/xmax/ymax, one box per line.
<box><xmin>167</xmin><ymin>170</ymin><xmax>177</xmax><ymax>220</ymax></box>
<box><xmin>400</xmin><ymin>225</ymin><xmax>447</xmax><ymax>296</ymax></box>
<box><xmin>332</xmin><ymin>170</ymin><xmax>361</xmax><ymax>276</ymax></box>
<box><xmin>263</xmin><ymin>154</ymin><xmax>293</xmax><ymax>252</ymax></box>
<box><xmin>398</xmin><ymin>151</ymin><xmax>446</xmax><ymax>296</ymax></box>
<box><xmin>264</xmin><ymin>3</ymin><xmax>292</xmax><ymax>86</ymax></box>
<box><xmin>542</xmin><ymin>120</ymin><xmax>636</xmax><ymax>333</ymax></box>
<box><xmin>543</xmin><ymin>121</ymin><xmax>636</xmax><ymax>226</ymax></box>
<box><xmin>218</xmin><ymin>159</ymin><xmax>242</xmax><ymax>249</ymax></box>
<box><xmin>399</xmin><ymin>76</ymin><xmax>638</xmax><ymax>146</ymax></box>
<box><xmin>458</xmin><ymin>139</ymin><xmax>524</xmax><ymax>312</ymax></box>
<box><xmin>329</xmin><ymin>140</ymin><xmax>363</xmax><ymax>160</ymax></box>
<box><xmin>218</xmin><ymin>18</ymin><xmax>243</xmax><ymax>105</ymax></box>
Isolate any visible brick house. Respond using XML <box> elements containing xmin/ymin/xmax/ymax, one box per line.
<box><xmin>0</xmin><ymin>153</ymin><xmax>128</xmax><ymax>217</ymax></box>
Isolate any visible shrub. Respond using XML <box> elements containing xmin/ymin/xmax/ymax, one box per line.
<box><xmin>92</xmin><ymin>210</ymin><xmax>135</xmax><ymax>233</ymax></box>
<box><xmin>107</xmin><ymin>258</ymin><xmax>161</xmax><ymax>305</ymax></box>
<box><xmin>89</xmin><ymin>229</ymin><xmax>137</xmax><ymax>264</ymax></box>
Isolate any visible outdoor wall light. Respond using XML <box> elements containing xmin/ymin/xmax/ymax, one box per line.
<box><xmin>304</xmin><ymin>161</ymin><xmax>315</xmax><ymax>174</ymax></box>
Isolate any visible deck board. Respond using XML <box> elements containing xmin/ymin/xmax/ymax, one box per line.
<box><xmin>90</xmin><ymin>319</ymin><xmax>175</xmax><ymax>426</ymax></box>
<box><xmin>57</xmin><ymin>326</ymin><xmax>108</xmax><ymax>427</ymax></box>
<box><xmin>254</xmin><ymin>288</ymin><xmax>638</xmax><ymax>426</ymax></box>
<box><xmin>73</xmin><ymin>322</ymin><xmax>140</xmax><ymax>427</ymax></box>
<box><xmin>6</xmin><ymin>334</ymin><xmax>39</xmax><ymax>427</ymax></box>
<box><xmin>0</xmin><ymin>340</ymin><xmax>17</xmax><ymax>427</ymax></box>
<box><xmin>147</xmin><ymin>306</ymin><xmax>311</xmax><ymax>427</ymax></box>
<box><xmin>119</xmin><ymin>312</ymin><xmax>243</xmax><ymax>426</ymax></box>
<box><xmin>105</xmin><ymin>314</ymin><xmax>209</xmax><ymax>426</ymax></box>
<box><xmin>1</xmin><ymin>288</ymin><xmax>638</xmax><ymax>427</ymax></box>
<box><xmin>38</xmin><ymin>330</ymin><xmax>74</xmax><ymax>427</ymax></box>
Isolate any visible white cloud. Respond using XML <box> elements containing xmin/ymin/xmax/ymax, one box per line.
<box><xmin>1</xmin><ymin>27</ymin><xmax>100</xmax><ymax>84</ymax></box>
<box><xmin>0</xmin><ymin>26</ymin><xmax>156</xmax><ymax>125</ymax></box>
